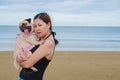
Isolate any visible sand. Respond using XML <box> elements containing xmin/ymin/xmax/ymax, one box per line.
<box><xmin>0</xmin><ymin>51</ymin><xmax>120</xmax><ymax>80</ymax></box>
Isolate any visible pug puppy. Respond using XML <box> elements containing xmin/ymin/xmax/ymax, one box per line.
<box><xmin>14</xmin><ymin>18</ymin><xmax>44</xmax><ymax>71</ymax></box>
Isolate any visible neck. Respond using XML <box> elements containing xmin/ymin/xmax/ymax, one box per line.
<box><xmin>41</xmin><ymin>32</ymin><xmax>51</xmax><ymax>40</ymax></box>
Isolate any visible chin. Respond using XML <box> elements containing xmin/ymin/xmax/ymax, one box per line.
<box><xmin>36</xmin><ymin>35</ymin><xmax>40</xmax><ymax>38</ymax></box>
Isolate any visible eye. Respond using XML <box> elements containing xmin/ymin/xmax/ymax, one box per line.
<box><xmin>38</xmin><ymin>24</ymin><xmax>42</xmax><ymax>27</ymax></box>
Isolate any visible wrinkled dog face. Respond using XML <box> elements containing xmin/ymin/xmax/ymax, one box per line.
<box><xmin>19</xmin><ymin>18</ymin><xmax>32</xmax><ymax>33</ymax></box>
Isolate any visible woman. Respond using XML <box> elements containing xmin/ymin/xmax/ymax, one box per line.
<box><xmin>17</xmin><ymin>12</ymin><xmax>58</xmax><ymax>80</ymax></box>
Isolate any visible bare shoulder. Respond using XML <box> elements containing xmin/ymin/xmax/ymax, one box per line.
<box><xmin>41</xmin><ymin>38</ymin><xmax>55</xmax><ymax>60</ymax></box>
<box><xmin>40</xmin><ymin>38</ymin><xmax>55</xmax><ymax>50</ymax></box>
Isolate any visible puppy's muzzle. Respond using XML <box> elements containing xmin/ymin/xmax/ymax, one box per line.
<box><xmin>19</xmin><ymin>23</ymin><xmax>32</xmax><ymax>33</ymax></box>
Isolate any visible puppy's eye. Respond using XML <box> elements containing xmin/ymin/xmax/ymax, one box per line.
<box><xmin>25</xmin><ymin>23</ymin><xmax>28</xmax><ymax>25</ymax></box>
<box><xmin>22</xmin><ymin>23</ymin><xmax>24</xmax><ymax>25</ymax></box>
<box><xmin>22</xmin><ymin>23</ymin><xmax>27</xmax><ymax>26</ymax></box>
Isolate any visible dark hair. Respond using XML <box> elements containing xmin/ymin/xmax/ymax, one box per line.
<box><xmin>34</xmin><ymin>12</ymin><xmax>58</xmax><ymax>46</ymax></box>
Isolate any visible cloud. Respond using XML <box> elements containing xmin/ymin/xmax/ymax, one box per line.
<box><xmin>51</xmin><ymin>9</ymin><xmax>120</xmax><ymax>26</ymax></box>
<box><xmin>0</xmin><ymin>0</ymin><xmax>120</xmax><ymax>26</ymax></box>
<box><xmin>1</xmin><ymin>0</ymin><xmax>118</xmax><ymax>13</ymax></box>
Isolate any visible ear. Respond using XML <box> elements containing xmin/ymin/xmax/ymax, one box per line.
<box><xmin>25</xmin><ymin>18</ymin><xmax>31</xmax><ymax>23</ymax></box>
<box><xmin>47</xmin><ymin>22</ymin><xmax>51</xmax><ymax>29</ymax></box>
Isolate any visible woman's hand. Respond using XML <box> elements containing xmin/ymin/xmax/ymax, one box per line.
<box><xmin>16</xmin><ymin>48</ymin><xmax>30</xmax><ymax>65</ymax></box>
<box><xmin>16</xmin><ymin>54</ymin><xmax>25</xmax><ymax>65</ymax></box>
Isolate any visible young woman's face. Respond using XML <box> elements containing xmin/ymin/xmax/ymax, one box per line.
<box><xmin>34</xmin><ymin>18</ymin><xmax>50</xmax><ymax>39</ymax></box>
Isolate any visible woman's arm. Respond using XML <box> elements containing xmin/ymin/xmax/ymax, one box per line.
<box><xmin>19</xmin><ymin>39</ymin><xmax>54</xmax><ymax>68</ymax></box>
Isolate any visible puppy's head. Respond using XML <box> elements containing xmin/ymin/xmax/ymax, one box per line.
<box><xmin>19</xmin><ymin>18</ymin><xmax>32</xmax><ymax>34</ymax></box>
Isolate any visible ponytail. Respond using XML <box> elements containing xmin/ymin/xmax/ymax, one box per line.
<box><xmin>51</xmin><ymin>31</ymin><xmax>58</xmax><ymax>46</ymax></box>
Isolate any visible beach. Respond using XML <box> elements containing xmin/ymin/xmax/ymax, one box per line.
<box><xmin>0</xmin><ymin>51</ymin><xmax>120</xmax><ymax>80</ymax></box>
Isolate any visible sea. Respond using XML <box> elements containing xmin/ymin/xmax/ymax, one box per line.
<box><xmin>0</xmin><ymin>25</ymin><xmax>120</xmax><ymax>51</ymax></box>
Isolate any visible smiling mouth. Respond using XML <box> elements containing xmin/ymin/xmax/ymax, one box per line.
<box><xmin>37</xmin><ymin>32</ymin><xmax>41</xmax><ymax>34</ymax></box>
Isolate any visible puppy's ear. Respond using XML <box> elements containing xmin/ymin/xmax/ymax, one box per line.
<box><xmin>25</xmin><ymin>18</ymin><xmax>31</xmax><ymax>23</ymax></box>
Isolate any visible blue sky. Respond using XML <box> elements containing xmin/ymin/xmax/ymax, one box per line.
<box><xmin>0</xmin><ymin>0</ymin><xmax>120</xmax><ymax>26</ymax></box>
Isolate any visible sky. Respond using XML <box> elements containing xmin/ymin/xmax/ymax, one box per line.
<box><xmin>0</xmin><ymin>0</ymin><xmax>120</xmax><ymax>26</ymax></box>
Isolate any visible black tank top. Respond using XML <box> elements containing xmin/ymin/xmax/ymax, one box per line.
<box><xmin>20</xmin><ymin>45</ymin><xmax>50</xmax><ymax>80</ymax></box>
